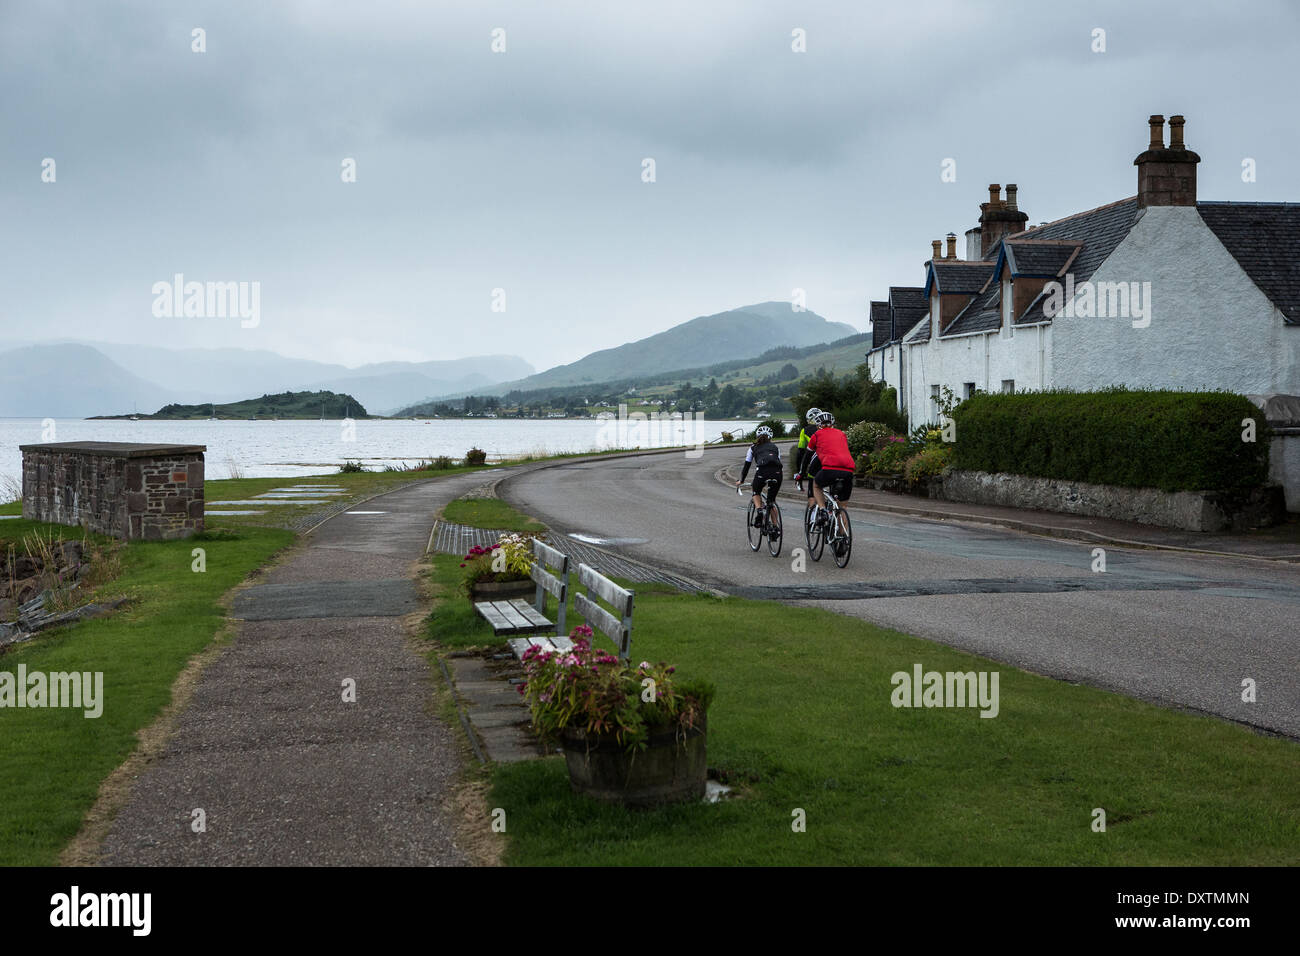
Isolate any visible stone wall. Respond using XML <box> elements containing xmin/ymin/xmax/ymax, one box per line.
<box><xmin>20</xmin><ymin>442</ymin><xmax>205</xmax><ymax>540</ymax></box>
<box><xmin>938</xmin><ymin>469</ymin><xmax>1284</xmax><ymax>533</ymax></box>
<box><xmin>1249</xmin><ymin>394</ymin><xmax>1300</xmax><ymax>513</ymax></box>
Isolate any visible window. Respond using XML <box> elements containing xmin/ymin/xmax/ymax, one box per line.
<box><xmin>963</xmin><ymin>382</ymin><xmax>976</xmax><ymax>400</ymax></box>
<box><xmin>931</xmin><ymin>385</ymin><xmax>941</xmax><ymax>405</ymax></box>
<box><xmin>1001</xmin><ymin>379</ymin><xmax>1015</xmax><ymax>394</ymax></box>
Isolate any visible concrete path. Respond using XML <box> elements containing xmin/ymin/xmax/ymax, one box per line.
<box><xmin>101</xmin><ymin>469</ymin><xmax>515</xmax><ymax>866</ymax></box>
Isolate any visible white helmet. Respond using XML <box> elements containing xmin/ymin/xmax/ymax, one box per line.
<box><xmin>816</xmin><ymin>410</ymin><xmax>835</xmax><ymax>428</ymax></box>
<box><xmin>755</xmin><ymin>425</ymin><xmax>773</xmax><ymax>440</ymax></box>
<box><xmin>805</xmin><ymin>407</ymin><xmax>822</xmax><ymax>425</ymax></box>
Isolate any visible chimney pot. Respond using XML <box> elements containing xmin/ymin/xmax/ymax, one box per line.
<box><xmin>931</xmin><ymin>239</ymin><xmax>942</xmax><ymax>260</ymax></box>
<box><xmin>1135</xmin><ymin>112</ymin><xmax>1198</xmax><ymax>209</ymax></box>
<box><xmin>988</xmin><ymin>183</ymin><xmax>1001</xmax><ymax>206</ymax></box>
<box><xmin>1148</xmin><ymin>114</ymin><xmax>1165</xmax><ymax>149</ymax></box>
<box><xmin>945</xmin><ymin>233</ymin><xmax>958</xmax><ymax>259</ymax></box>
<box><xmin>1006</xmin><ymin>184</ymin><xmax>1018</xmax><ymax>210</ymax></box>
<box><xmin>1168</xmin><ymin>115</ymin><xmax>1186</xmax><ymax>149</ymax></box>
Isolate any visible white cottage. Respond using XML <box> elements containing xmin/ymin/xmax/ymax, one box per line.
<box><xmin>867</xmin><ymin>115</ymin><xmax>1300</xmax><ymax>429</ymax></box>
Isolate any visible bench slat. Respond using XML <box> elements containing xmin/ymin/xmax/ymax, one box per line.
<box><xmin>550</xmin><ymin>636</ymin><xmax>574</xmax><ymax>653</ymax></box>
<box><xmin>528</xmin><ymin>637</ymin><xmax>556</xmax><ymax>654</ymax></box>
<box><xmin>574</xmin><ymin>593</ymin><xmax>629</xmax><ymax>656</ymax></box>
<box><xmin>508</xmin><ymin>637</ymin><xmax>534</xmax><ymax>658</ymax></box>
<box><xmin>495</xmin><ymin>601</ymin><xmax>547</xmax><ymax>633</ymax></box>
<box><xmin>533</xmin><ymin>538</ymin><xmax>568</xmax><ymax>571</ymax></box>
<box><xmin>475</xmin><ymin>601</ymin><xmax>516</xmax><ymax>633</ymax></box>
<box><xmin>530</xmin><ymin>563</ymin><xmax>567</xmax><ymax>601</ymax></box>
<box><xmin>577</xmin><ymin>563</ymin><xmax>634</xmax><ymax>616</ymax></box>
<box><xmin>507</xmin><ymin>599</ymin><xmax>553</xmax><ymax>630</ymax></box>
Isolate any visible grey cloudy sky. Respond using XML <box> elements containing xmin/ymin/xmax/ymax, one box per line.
<box><xmin>3</xmin><ymin>0</ymin><xmax>1296</xmax><ymax>370</ymax></box>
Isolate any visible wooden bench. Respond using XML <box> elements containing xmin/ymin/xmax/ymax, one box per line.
<box><xmin>572</xmin><ymin>562</ymin><xmax>635</xmax><ymax>661</ymax></box>
<box><xmin>471</xmin><ymin>538</ymin><xmax>572</xmax><ymax>658</ymax></box>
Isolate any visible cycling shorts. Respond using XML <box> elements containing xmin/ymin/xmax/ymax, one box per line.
<box><xmin>752</xmin><ymin>467</ymin><xmax>782</xmax><ymax>498</ymax></box>
<box><xmin>815</xmin><ymin>468</ymin><xmax>854</xmax><ymax>501</ymax></box>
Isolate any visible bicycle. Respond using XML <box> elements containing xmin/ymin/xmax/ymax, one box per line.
<box><xmin>804</xmin><ymin>480</ymin><xmax>852</xmax><ymax>568</ymax></box>
<box><xmin>740</xmin><ymin>481</ymin><xmax>783</xmax><ymax>557</ymax></box>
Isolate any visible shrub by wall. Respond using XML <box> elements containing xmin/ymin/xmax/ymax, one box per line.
<box><xmin>949</xmin><ymin>388</ymin><xmax>1271</xmax><ymax>493</ymax></box>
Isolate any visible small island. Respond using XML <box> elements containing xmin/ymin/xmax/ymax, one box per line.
<box><xmin>91</xmin><ymin>390</ymin><xmax>370</xmax><ymax>420</ymax></box>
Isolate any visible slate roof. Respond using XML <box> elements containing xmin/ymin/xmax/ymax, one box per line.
<box><xmin>1014</xmin><ymin>197</ymin><xmax>1140</xmax><ymax>324</ymax></box>
<box><xmin>926</xmin><ymin>261</ymin><xmax>995</xmax><ymax>296</ymax></box>
<box><xmin>889</xmin><ymin>286</ymin><xmax>928</xmax><ymax>340</ymax></box>
<box><xmin>1003</xmin><ymin>239</ymin><xmax>1081</xmax><ymax>277</ymax></box>
<box><xmin>1198</xmin><ymin>202</ymin><xmax>1300</xmax><ymax>324</ymax></box>
<box><xmin>902</xmin><ymin>310</ymin><xmax>931</xmax><ymax>343</ymax></box>
<box><xmin>870</xmin><ymin>300</ymin><xmax>892</xmax><ymax>349</ymax></box>
<box><xmin>943</xmin><ymin>277</ymin><xmax>1001</xmax><ymax>336</ymax></box>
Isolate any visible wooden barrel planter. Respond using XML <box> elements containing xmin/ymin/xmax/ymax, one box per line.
<box><xmin>561</xmin><ymin>718</ymin><xmax>707</xmax><ymax>808</ymax></box>
<box><xmin>469</xmin><ymin>578</ymin><xmax>534</xmax><ymax>601</ymax></box>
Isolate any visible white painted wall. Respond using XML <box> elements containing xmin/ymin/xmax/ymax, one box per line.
<box><xmin>902</xmin><ymin>321</ymin><xmax>1051</xmax><ymax>426</ymax></box>
<box><xmin>868</xmin><ymin>343</ymin><xmax>904</xmax><ymax>397</ymax></box>
<box><xmin>1053</xmin><ymin>205</ymin><xmax>1300</xmax><ymax>394</ymax></box>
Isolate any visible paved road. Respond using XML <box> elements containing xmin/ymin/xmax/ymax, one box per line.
<box><xmin>100</xmin><ymin>468</ymin><xmax>523</xmax><ymax>866</ymax></box>
<box><xmin>500</xmin><ymin>447</ymin><xmax>1300</xmax><ymax>738</ymax></box>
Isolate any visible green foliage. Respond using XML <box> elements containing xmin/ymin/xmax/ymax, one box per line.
<box><xmin>519</xmin><ymin>628</ymin><xmax>711</xmax><ymax>752</ymax></box>
<box><xmin>903</xmin><ymin>444</ymin><xmax>954</xmax><ymax>483</ymax></box>
<box><xmin>844</xmin><ymin>421</ymin><xmax>896</xmax><ymax>458</ymax></box>
<box><xmin>950</xmin><ymin>388</ymin><xmax>1271</xmax><ymax>492</ymax></box>
<box><xmin>459</xmin><ymin>532</ymin><xmax>536</xmax><ymax>589</ymax></box>
<box><xmin>792</xmin><ymin>365</ymin><xmax>906</xmax><ymax>433</ymax></box>
<box><xmin>147</xmin><ymin>390</ymin><xmax>367</xmax><ymax>420</ymax></box>
<box><xmin>861</xmin><ymin>436</ymin><xmax>911</xmax><ymax>476</ymax></box>
<box><xmin>338</xmin><ymin>459</ymin><xmax>366</xmax><ymax>473</ymax></box>
<box><xmin>752</xmin><ymin>418</ymin><xmax>788</xmax><ymax>439</ymax></box>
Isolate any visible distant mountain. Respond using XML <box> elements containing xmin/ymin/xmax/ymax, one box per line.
<box><xmin>0</xmin><ymin>345</ymin><xmax>174</xmax><ymax>418</ymax></box>
<box><xmin>477</xmin><ymin>303</ymin><xmax>856</xmax><ymax>395</ymax></box>
<box><xmin>90</xmin><ymin>344</ymin><xmax>534</xmax><ymax>414</ymax></box>
<box><xmin>0</xmin><ymin>342</ymin><xmax>535</xmax><ymax>416</ymax></box>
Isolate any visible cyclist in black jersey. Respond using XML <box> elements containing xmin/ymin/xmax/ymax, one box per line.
<box><xmin>792</xmin><ymin>407</ymin><xmax>823</xmax><ymax>500</ymax></box>
<box><xmin>736</xmin><ymin>425</ymin><xmax>782</xmax><ymax>526</ymax></box>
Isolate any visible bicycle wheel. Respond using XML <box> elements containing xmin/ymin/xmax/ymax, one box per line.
<box><xmin>747</xmin><ymin>501</ymin><xmax>762</xmax><ymax>551</ymax></box>
<box><xmin>805</xmin><ymin>501</ymin><xmax>824</xmax><ymax>561</ymax></box>
<box><xmin>767</xmin><ymin>500</ymin><xmax>782</xmax><ymax>557</ymax></box>
<box><xmin>833</xmin><ymin>505</ymin><xmax>852</xmax><ymax>568</ymax></box>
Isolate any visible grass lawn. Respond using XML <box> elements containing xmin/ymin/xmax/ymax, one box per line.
<box><xmin>203</xmin><ymin>465</ymin><xmax>491</xmax><ymax>530</ymax></box>
<box><xmin>0</xmin><ymin>518</ymin><xmax>293</xmax><ymax>865</ymax></box>
<box><xmin>440</xmin><ymin>497</ymin><xmax>547</xmax><ymax>533</ymax></box>
<box><xmin>423</xmin><ymin>553</ymin><xmax>1300</xmax><ymax>865</ymax></box>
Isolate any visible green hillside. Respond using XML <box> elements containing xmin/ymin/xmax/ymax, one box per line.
<box><xmin>93</xmin><ymin>390</ymin><xmax>370</xmax><ymax>420</ymax></box>
<box><xmin>484</xmin><ymin>303</ymin><xmax>857</xmax><ymax>394</ymax></box>
<box><xmin>397</xmin><ymin>332</ymin><xmax>874</xmax><ymax>419</ymax></box>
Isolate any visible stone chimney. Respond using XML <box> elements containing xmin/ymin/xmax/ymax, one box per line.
<box><xmin>931</xmin><ymin>239</ymin><xmax>942</xmax><ymax>261</ymax></box>
<box><xmin>945</xmin><ymin>233</ymin><xmax>958</xmax><ymax>259</ymax></box>
<box><xmin>1134</xmin><ymin>114</ymin><xmax>1200</xmax><ymax>209</ymax></box>
<box><xmin>979</xmin><ymin>183</ymin><xmax>1029</xmax><ymax>257</ymax></box>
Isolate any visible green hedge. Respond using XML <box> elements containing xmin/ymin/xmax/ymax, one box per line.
<box><xmin>949</xmin><ymin>389</ymin><xmax>1271</xmax><ymax>492</ymax></box>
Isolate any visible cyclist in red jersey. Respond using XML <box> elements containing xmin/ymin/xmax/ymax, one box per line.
<box><xmin>807</xmin><ymin>410</ymin><xmax>855</xmax><ymax>526</ymax></box>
